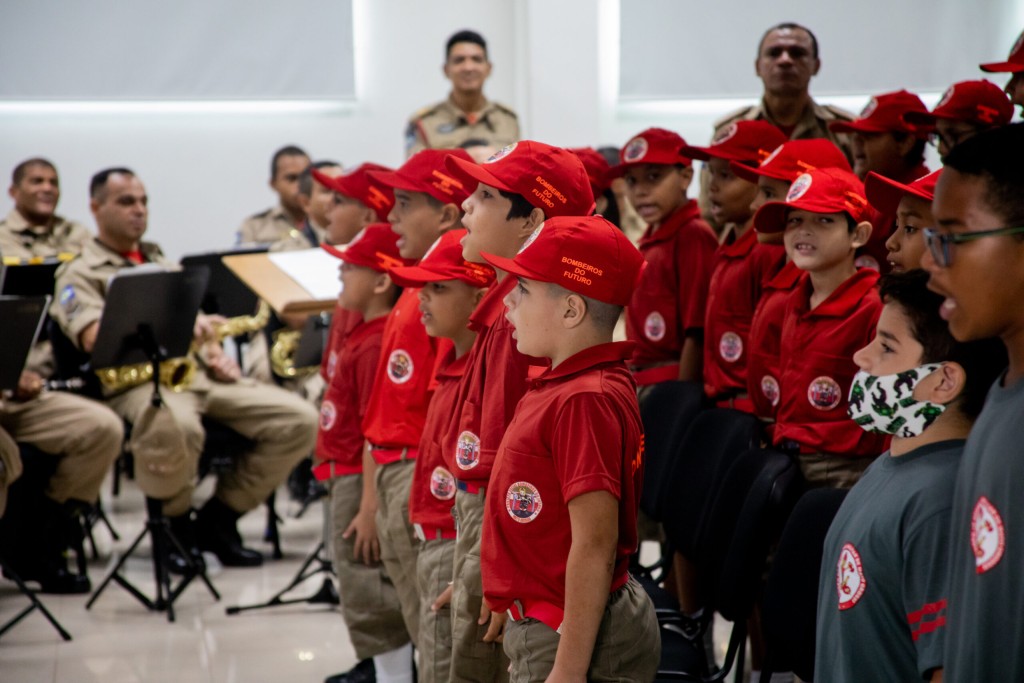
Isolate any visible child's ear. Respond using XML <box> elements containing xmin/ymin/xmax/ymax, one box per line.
<box><xmin>473</xmin><ymin>287</ymin><xmax>487</xmax><ymax>306</ymax></box>
<box><xmin>520</xmin><ymin>207</ymin><xmax>546</xmax><ymax>236</ymax></box>
<box><xmin>439</xmin><ymin>203</ymin><xmax>461</xmax><ymax>231</ymax></box>
<box><xmin>851</xmin><ymin>221</ymin><xmax>873</xmax><ymax>250</ymax></box>
<box><xmin>914</xmin><ymin>362</ymin><xmax>966</xmax><ymax>406</ymax></box>
<box><xmin>360</xmin><ymin>206</ymin><xmax>377</xmax><ymax>225</ymax></box>
<box><xmin>561</xmin><ymin>293</ymin><xmax>588</xmax><ymax>330</ymax></box>
<box><xmin>678</xmin><ymin>166</ymin><xmax>694</xmax><ymax>191</ymax></box>
<box><xmin>372</xmin><ymin>272</ymin><xmax>393</xmax><ymax>295</ymax></box>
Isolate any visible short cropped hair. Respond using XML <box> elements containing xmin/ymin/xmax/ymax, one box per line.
<box><xmin>446</xmin><ymin>30</ymin><xmax>487</xmax><ymax>59</ymax></box>
<box><xmin>89</xmin><ymin>167</ymin><xmax>136</xmax><ymax>201</ymax></box>
<box><xmin>758</xmin><ymin>22</ymin><xmax>819</xmax><ymax>60</ymax></box>
<box><xmin>271</xmin><ymin>145</ymin><xmax>309</xmax><ymax>180</ymax></box>
<box><xmin>879</xmin><ymin>270</ymin><xmax>1008</xmax><ymax>420</ymax></box>
<box><xmin>498</xmin><ymin>189</ymin><xmax>536</xmax><ymax>221</ymax></box>
<box><xmin>12</xmin><ymin>158</ymin><xmax>57</xmax><ymax>186</ymax></box>
<box><xmin>547</xmin><ymin>283</ymin><xmax>623</xmax><ymax>336</ymax></box>
<box><xmin>297</xmin><ymin>160</ymin><xmax>341</xmax><ymax>197</ymax></box>
<box><xmin>942</xmin><ymin>122</ymin><xmax>1024</xmax><ymax>228</ymax></box>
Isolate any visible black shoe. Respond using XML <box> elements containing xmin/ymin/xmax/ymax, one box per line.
<box><xmin>3</xmin><ymin>562</ymin><xmax>91</xmax><ymax>595</ymax></box>
<box><xmin>165</xmin><ymin>512</ymin><xmax>205</xmax><ymax>575</ymax></box>
<box><xmin>324</xmin><ymin>659</ymin><xmax>376</xmax><ymax>683</ymax></box>
<box><xmin>196</xmin><ymin>498</ymin><xmax>263</xmax><ymax>567</ymax></box>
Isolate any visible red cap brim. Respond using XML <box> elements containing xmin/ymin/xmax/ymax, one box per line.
<box><xmin>478</xmin><ymin>250</ymin><xmax>549</xmax><ymax>285</ymax></box>
<box><xmin>388</xmin><ymin>264</ymin><xmax>449</xmax><ymax>288</ymax></box>
<box><xmin>864</xmin><ymin>172</ymin><xmax>933</xmax><ymax>216</ymax></box>
<box><xmin>366</xmin><ymin>169</ymin><xmax>420</xmax><ymax>195</ymax></box>
<box><xmin>445</xmin><ymin>155</ymin><xmax>514</xmax><ymax>194</ymax></box>
<box><xmin>321</xmin><ymin>242</ymin><xmax>377</xmax><ymax>270</ymax></box>
<box><xmin>727</xmin><ymin>160</ymin><xmax>790</xmax><ymax>184</ymax></box>
<box><xmin>980</xmin><ymin>61</ymin><xmax>1024</xmax><ymax>73</ymax></box>
<box><xmin>754</xmin><ymin>198</ymin><xmax>865</xmax><ymax>234</ymax></box>
<box><xmin>901</xmin><ymin>111</ymin><xmax>940</xmax><ymax>128</ymax></box>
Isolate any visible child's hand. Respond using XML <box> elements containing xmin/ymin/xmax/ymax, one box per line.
<box><xmin>431</xmin><ymin>583</ymin><xmax>453</xmax><ymax>611</ymax></box>
<box><xmin>544</xmin><ymin>669</ymin><xmax>586</xmax><ymax>683</ymax></box>
<box><xmin>342</xmin><ymin>507</ymin><xmax>380</xmax><ymax>565</ymax></box>
<box><xmin>481</xmin><ymin>608</ymin><xmax>507</xmax><ymax>643</ymax></box>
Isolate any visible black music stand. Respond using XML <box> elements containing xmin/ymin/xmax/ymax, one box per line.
<box><xmin>0</xmin><ymin>261</ymin><xmax>62</xmax><ymax>297</ymax></box>
<box><xmin>181</xmin><ymin>246</ymin><xmax>265</xmax><ymax>318</ymax></box>
<box><xmin>0</xmin><ymin>295</ymin><xmax>71</xmax><ymax>642</ymax></box>
<box><xmin>83</xmin><ymin>267</ymin><xmax>221</xmax><ymax>622</ymax></box>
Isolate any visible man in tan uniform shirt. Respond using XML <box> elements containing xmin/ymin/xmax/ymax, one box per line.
<box><xmin>0</xmin><ymin>157</ymin><xmax>123</xmax><ymax>594</ymax></box>
<box><xmin>405</xmin><ymin>30</ymin><xmax>520</xmax><ymax>157</ymax></box>
<box><xmin>53</xmin><ymin>168</ymin><xmax>317</xmax><ymax>569</ymax></box>
<box><xmin>236</xmin><ymin>145</ymin><xmax>311</xmax><ymax>245</ymax></box>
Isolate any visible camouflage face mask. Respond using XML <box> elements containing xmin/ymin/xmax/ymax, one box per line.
<box><xmin>847</xmin><ymin>364</ymin><xmax>946</xmax><ymax>438</ymax></box>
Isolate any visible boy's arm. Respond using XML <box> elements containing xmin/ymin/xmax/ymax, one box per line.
<box><xmin>342</xmin><ymin>442</ymin><xmax>380</xmax><ymax>565</ymax></box>
<box><xmin>678</xmin><ymin>332</ymin><xmax>703</xmax><ymax>382</ymax></box>
<box><xmin>547</xmin><ymin>489</ymin><xmax>619</xmax><ymax>683</ymax></box>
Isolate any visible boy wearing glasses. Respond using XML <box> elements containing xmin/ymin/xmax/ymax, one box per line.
<box><xmin>922</xmin><ymin>123</ymin><xmax>1024</xmax><ymax>681</ymax></box>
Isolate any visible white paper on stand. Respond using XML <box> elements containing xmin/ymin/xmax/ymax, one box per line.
<box><xmin>267</xmin><ymin>249</ymin><xmax>341</xmax><ymax>300</ymax></box>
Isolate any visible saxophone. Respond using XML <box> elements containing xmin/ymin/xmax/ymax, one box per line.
<box><xmin>270</xmin><ymin>328</ymin><xmax>318</xmax><ymax>379</ymax></box>
<box><xmin>95</xmin><ymin>302</ymin><xmax>272</xmax><ymax>393</ymax></box>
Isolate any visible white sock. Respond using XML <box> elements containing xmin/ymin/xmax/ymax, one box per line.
<box><xmin>373</xmin><ymin>643</ymin><xmax>414</xmax><ymax>683</ymax></box>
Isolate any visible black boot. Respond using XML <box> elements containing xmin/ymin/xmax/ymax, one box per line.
<box><xmin>2</xmin><ymin>495</ymin><xmax>90</xmax><ymax>594</ymax></box>
<box><xmin>196</xmin><ymin>497</ymin><xmax>263</xmax><ymax>567</ymax></box>
<box><xmin>166</xmin><ymin>510</ymin><xmax>205</xmax><ymax>575</ymax></box>
<box><xmin>324</xmin><ymin>659</ymin><xmax>376</xmax><ymax>683</ymax></box>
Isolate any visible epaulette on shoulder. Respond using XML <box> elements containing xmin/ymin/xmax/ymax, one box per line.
<box><xmin>822</xmin><ymin>103</ymin><xmax>856</xmax><ymax>122</ymax></box>
<box><xmin>249</xmin><ymin>208</ymin><xmax>273</xmax><ymax>220</ymax></box>
<box><xmin>411</xmin><ymin>102</ymin><xmax>443</xmax><ymax>121</ymax></box>
<box><xmin>713</xmin><ymin>105</ymin><xmax>755</xmax><ymax>130</ymax></box>
<box><xmin>490</xmin><ymin>101</ymin><xmax>519</xmax><ymax>119</ymax></box>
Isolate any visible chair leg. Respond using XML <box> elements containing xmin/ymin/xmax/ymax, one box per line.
<box><xmin>0</xmin><ymin>557</ymin><xmax>73</xmax><ymax>641</ymax></box>
<box><xmin>263</xmin><ymin>491</ymin><xmax>283</xmax><ymax>559</ymax></box>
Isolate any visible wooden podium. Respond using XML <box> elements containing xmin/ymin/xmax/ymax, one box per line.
<box><xmin>222</xmin><ymin>251</ymin><xmax>337</xmax><ymax>315</ymax></box>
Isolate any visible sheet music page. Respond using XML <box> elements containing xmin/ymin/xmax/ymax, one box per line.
<box><xmin>267</xmin><ymin>249</ymin><xmax>341</xmax><ymax>300</ymax></box>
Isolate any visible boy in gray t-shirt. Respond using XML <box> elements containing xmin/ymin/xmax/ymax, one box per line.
<box><xmin>815</xmin><ymin>271</ymin><xmax>1006</xmax><ymax>683</ymax></box>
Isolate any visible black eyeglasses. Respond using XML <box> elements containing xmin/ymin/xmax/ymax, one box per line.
<box><xmin>923</xmin><ymin>226</ymin><xmax>1024</xmax><ymax>267</ymax></box>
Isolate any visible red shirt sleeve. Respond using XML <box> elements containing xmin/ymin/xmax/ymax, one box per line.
<box><xmin>551</xmin><ymin>393</ymin><xmax>624</xmax><ymax>503</ymax></box>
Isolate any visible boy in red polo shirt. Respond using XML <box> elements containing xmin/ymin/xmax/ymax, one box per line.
<box><xmin>754</xmin><ymin>167</ymin><xmax>888</xmax><ymax>487</ymax></box>
<box><xmin>679</xmin><ymin>121</ymin><xmax>788</xmax><ymax>407</ymax></box>
<box><xmin>388</xmin><ymin>230</ymin><xmax>495</xmax><ymax>683</ymax></box>
<box><xmin>478</xmin><ymin>214</ymin><xmax>658</xmax><ymax>682</ymax></box>
<box><xmin>316</xmin><ymin>225</ymin><xmax>409</xmax><ymax>683</ymax></box>
<box><xmin>610</xmin><ymin>127</ymin><xmax>718</xmax><ymax>384</ymax></box>
<box><xmin>442</xmin><ymin>141</ymin><xmax>594</xmax><ymax>683</ymax></box>
<box><xmin>903</xmin><ymin>80</ymin><xmax>1013</xmax><ymax>158</ymax></box>
<box><xmin>865</xmin><ymin>169</ymin><xmax>942</xmax><ymax>274</ymax></box>
<box><xmin>355</xmin><ymin>149</ymin><xmax>473</xmax><ymax>665</ymax></box>
<box><xmin>730</xmin><ymin>139</ymin><xmax>852</xmax><ymax>421</ymax></box>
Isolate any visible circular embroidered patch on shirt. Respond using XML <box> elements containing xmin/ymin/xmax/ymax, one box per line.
<box><xmin>854</xmin><ymin>254</ymin><xmax>880</xmax><ymax>272</ymax></box>
<box><xmin>455</xmin><ymin>431</ymin><xmax>481</xmax><ymax>470</ymax></box>
<box><xmin>506</xmin><ymin>481</ymin><xmax>543</xmax><ymax>523</ymax></box>
<box><xmin>836</xmin><ymin>542</ymin><xmax>866</xmax><ymax>610</ymax></box>
<box><xmin>644</xmin><ymin>311</ymin><xmax>666</xmax><ymax>342</ymax></box>
<box><xmin>787</xmin><ymin>173</ymin><xmax>813</xmax><ymax>201</ymax></box>
<box><xmin>760</xmin><ymin>375</ymin><xmax>780</xmax><ymax>407</ymax></box>
<box><xmin>972</xmin><ymin>495</ymin><xmax>1006</xmax><ymax>574</ymax></box>
<box><xmin>430</xmin><ymin>466</ymin><xmax>456</xmax><ymax>501</ymax></box>
<box><xmin>486</xmin><ymin>143</ymin><xmax>517</xmax><ymax>163</ymax></box>
<box><xmin>719</xmin><ymin>331</ymin><xmax>743</xmax><ymax>363</ymax></box>
<box><xmin>807</xmin><ymin>376</ymin><xmax>842</xmax><ymax>411</ymax></box>
<box><xmin>518</xmin><ymin>222</ymin><xmax>545</xmax><ymax>254</ymax></box>
<box><xmin>387</xmin><ymin>349</ymin><xmax>414</xmax><ymax>384</ymax></box>
<box><xmin>622</xmin><ymin>136</ymin><xmax>649</xmax><ymax>163</ymax></box>
<box><xmin>319</xmin><ymin>400</ymin><xmax>337</xmax><ymax>431</ymax></box>
<box><xmin>326</xmin><ymin>350</ymin><xmax>338</xmax><ymax>380</ymax></box>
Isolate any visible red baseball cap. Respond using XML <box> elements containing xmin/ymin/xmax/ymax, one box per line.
<box><xmin>388</xmin><ymin>229</ymin><xmax>496</xmax><ymax>288</ymax></box>
<box><xmin>730</xmin><ymin>138</ymin><xmax>852</xmax><ymax>184</ymax></box>
<box><xmin>754</xmin><ymin>167</ymin><xmax>871</xmax><ymax>234</ymax></box>
<box><xmin>829</xmin><ymin>91</ymin><xmax>929</xmax><ymax>136</ymax></box>
<box><xmin>864</xmin><ymin>169</ymin><xmax>942</xmax><ymax>216</ymax></box>
<box><xmin>902</xmin><ymin>80</ymin><xmax>1013</xmax><ymax>129</ymax></box>
<box><xmin>980</xmin><ymin>30</ymin><xmax>1024</xmax><ymax>73</ymax></box>
<box><xmin>445</xmin><ymin>141</ymin><xmax>595</xmax><ymax>218</ymax></box>
<box><xmin>368</xmin><ymin>149</ymin><xmax>474</xmax><ymax>206</ymax></box>
<box><xmin>480</xmin><ymin>215</ymin><xmax>643</xmax><ymax>306</ymax></box>
<box><xmin>570</xmin><ymin>147</ymin><xmax>613</xmax><ymax>196</ymax></box>
<box><xmin>313</xmin><ymin>163</ymin><xmax>395</xmax><ymax>222</ymax></box>
<box><xmin>680</xmin><ymin>120</ymin><xmax>788</xmax><ymax>165</ymax></box>
<box><xmin>608</xmin><ymin>128</ymin><xmax>692</xmax><ymax>176</ymax></box>
<box><xmin>321</xmin><ymin>223</ymin><xmax>407</xmax><ymax>272</ymax></box>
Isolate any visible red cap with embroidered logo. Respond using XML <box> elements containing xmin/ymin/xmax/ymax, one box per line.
<box><xmin>865</xmin><ymin>169</ymin><xmax>942</xmax><ymax>217</ymax></box>
<box><xmin>829</xmin><ymin>90</ymin><xmax>929</xmax><ymax>136</ymax></box>
<box><xmin>730</xmin><ymin>138</ymin><xmax>852</xmax><ymax>184</ymax></box>
<box><xmin>754</xmin><ymin>167</ymin><xmax>870</xmax><ymax>234</ymax></box>
<box><xmin>445</xmin><ymin>141</ymin><xmax>595</xmax><ymax>218</ymax></box>
<box><xmin>902</xmin><ymin>80</ymin><xmax>1013</xmax><ymax>129</ymax></box>
<box><xmin>680</xmin><ymin>120</ymin><xmax>788</xmax><ymax>165</ymax></box>
<box><xmin>479</xmin><ymin>215</ymin><xmax>644</xmax><ymax>306</ymax></box>
<box><xmin>980</xmin><ymin>30</ymin><xmax>1024</xmax><ymax>73</ymax></box>
<box><xmin>313</xmin><ymin>163</ymin><xmax>395</xmax><ymax>222</ymax></box>
<box><xmin>368</xmin><ymin>149</ymin><xmax>474</xmax><ymax>206</ymax></box>
<box><xmin>608</xmin><ymin>128</ymin><xmax>692</xmax><ymax>177</ymax></box>
<box><xmin>570</xmin><ymin>147</ymin><xmax>613</xmax><ymax>196</ymax></box>
<box><xmin>389</xmin><ymin>229</ymin><xmax>496</xmax><ymax>288</ymax></box>
<box><xmin>321</xmin><ymin>223</ymin><xmax>407</xmax><ymax>272</ymax></box>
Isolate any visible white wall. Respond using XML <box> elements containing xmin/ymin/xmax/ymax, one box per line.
<box><xmin>0</xmin><ymin>0</ymin><xmax>1020</xmax><ymax>260</ymax></box>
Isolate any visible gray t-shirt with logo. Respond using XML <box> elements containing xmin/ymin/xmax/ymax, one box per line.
<box><xmin>816</xmin><ymin>440</ymin><xmax>963</xmax><ymax>682</ymax></box>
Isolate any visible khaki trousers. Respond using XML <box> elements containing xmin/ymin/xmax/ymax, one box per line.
<box><xmin>0</xmin><ymin>391</ymin><xmax>123</xmax><ymax>504</ymax></box>
<box><xmin>417</xmin><ymin>536</ymin><xmax>455</xmax><ymax>683</ymax></box>
<box><xmin>329</xmin><ymin>474</ymin><xmax>410</xmax><ymax>660</ymax></box>
<box><xmin>0</xmin><ymin>426</ymin><xmax>21</xmax><ymax>518</ymax></box>
<box><xmin>374</xmin><ymin>459</ymin><xmax>420</xmax><ymax>646</ymax></box>
<box><xmin>107</xmin><ymin>377</ymin><xmax>317</xmax><ymax>516</ymax></box>
<box><xmin>796</xmin><ymin>453</ymin><xmax>874</xmax><ymax>490</ymax></box>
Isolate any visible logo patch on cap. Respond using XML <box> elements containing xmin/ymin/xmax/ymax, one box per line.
<box><xmin>319</xmin><ymin>400</ymin><xmax>337</xmax><ymax>431</ymax></box>
<box><xmin>421</xmin><ymin>235</ymin><xmax>443</xmax><ymax>261</ymax></box>
<box><xmin>719</xmin><ymin>332</ymin><xmax>743</xmax><ymax>363</ymax></box>
<box><xmin>937</xmin><ymin>85</ymin><xmax>956</xmax><ymax>110</ymax></box>
<box><xmin>430</xmin><ymin>466</ymin><xmax>456</xmax><ymax>501</ymax></box>
<box><xmin>486</xmin><ymin>143</ymin><xmax>517</xmax><ymax>163</ymax></box>
<box><xmin>860</xmin><ymin>98</ymin><xmax>879</xmax><ymax>119</ymax></box>
<box><xmin>836</xmin><ymin>543</ymin><xmax>866</xmax><ymax>610</ymax></box>
<box><xmin>518</xmin><ymin>223</ymin><xmax>545</xmax><ymax>254</ymax></box>
<box><xmin>761</xmin><ymin>144</ymin><xmax>785</xmax><ymax>168</ymax></box>
<box><xmin>506</xmin><ymin>481</ymin><xmax>542</xmax><ymax>523</ymax></box>
<box><xmin>787</xmin><ymin>173</ymin><xmax>813</xmax><ymax>201</ymax></box>
<box><xmin>455</xmin><ymin>431</ymin><xmax>481</xmax><ymax>470</ymax></box>
<box><xmin>713</xmin><ymin>122</ymin><xmax>739</xmax><ymax>146</ymax></box>
<box><xmin>387</xmin><ymin>349</ymin><xmax>414</xmax><ymax>384</ymax></box>
<box><xmin>972</xmin><ymin>496</ymin><xmax>1005</xmax><ymax>574</ymax></box>
<box><xmin>622</xmin><ymin>136</ymin><xmax>649</xmax><ymax>163</ymax></box>
<box><xmin>761</xmin><ymin>375</ymin><xmax>780</xmax><ymax>407</ymax></box>
<box><xmin>644</xmin><ymin>311</ymin><xmax>666</xmax><ymax>342</ymax></box>
<box><xmin>808</xmin><ymin>376</ymin><xmax>842</xmax><ymax>411</ymax></box>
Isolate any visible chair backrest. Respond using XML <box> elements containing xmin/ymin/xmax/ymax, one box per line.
<box><xmin>660</xmin><ymin>408</ymin><xmax>762</xmax><ymax>558</ymax></box>
<box><xmin>762</xmin><ymin>486</ymin><xmax>850</xmax><ymax>681</ymax></box>
<box><xmin>46</xmin><ymin>318</ymin><xmax>101</xmax><ymax>397</ymax></box>
<box><xmin>638</xmin><ymin>380</ymin><xmax>705</xmax><ymax>520</ymax></box>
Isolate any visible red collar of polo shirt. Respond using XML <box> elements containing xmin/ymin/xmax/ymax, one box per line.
<box><xmin>719</xmin><ymin>222</ymin><xmax>759</xmax><ymax>258</ymax></box>
<box><xmin>468</xmin><ymin>273</ymin><xmax>516</xmax><ymax>332</ymax></box>
<box><xmin>532</xmin><ymin>341</ymin><xmax>636</xmax><ymax>385</ymax></box>
<box><xmin>764</xmin><ymin>259</ymin><xmax>803</xmax><ymax>291</ymax></box>
<box><xmin>640</xmin><ymin>200</ymin><xmax>700</xmax><ymax>247</ymax></box>
<box><xmin>436</xmin><ymin>349</ymin><xmax>470</xmax><ymax>381</ymax></box>
<box><xmin>793</xmin><ymin>268</ymin><xmax>880</xmax><ymax>319</ymax></box>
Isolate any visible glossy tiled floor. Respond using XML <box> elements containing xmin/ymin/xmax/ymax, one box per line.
<box><xmin>0</xmin><ymin>479</ymin><xmax>358</xmax><ymax>683</ymax></box>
